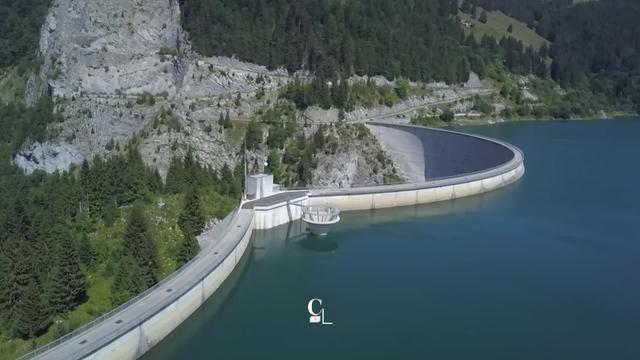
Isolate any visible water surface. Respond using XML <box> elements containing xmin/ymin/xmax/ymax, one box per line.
<box><xmin>145</xmin><ymin>118</ymin><xmax>640</xmax><ymax>359</ymax></box>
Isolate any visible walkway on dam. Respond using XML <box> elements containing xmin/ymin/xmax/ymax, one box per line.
<box><xmin>242</xmin><ymin>191</ymin><xmax>308</xmax><ymax>209</ymax></box>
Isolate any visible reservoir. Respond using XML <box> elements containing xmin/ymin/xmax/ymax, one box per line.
<box><xmin>144</xmin><ymin>119</ymin><xmax>640</xmax><ymax>359</ymax></box>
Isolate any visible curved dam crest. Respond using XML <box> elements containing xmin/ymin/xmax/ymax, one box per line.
<box><xmin>25</xmin><ymin>123</ymin><xmax>524</xmax><ymax>360</ymax></box>
<box><xmin>369</xmin><ymin>123</ymin><xmax>516</xmax><ymax>181</ymax></box>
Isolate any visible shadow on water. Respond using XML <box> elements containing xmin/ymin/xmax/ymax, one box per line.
<box><xmin>298</xmin><ymin>234</ymin><xmax>339</xmax><ymax>253</ymax></box>
<box><xmin>141</xmin><ymin>239</ymin><xmax>254</xmax><ymax>360</ymax></box>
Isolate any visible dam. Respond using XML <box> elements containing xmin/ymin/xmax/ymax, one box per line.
<box><xmin>23</xmin><ymin>123</ymin><xmax>524</xmax><ymax>360</ymax></box>
<box><xmin>143</xmin><ymin>119</ymin><xmax>640</xmax><ymax>360</ymax></box>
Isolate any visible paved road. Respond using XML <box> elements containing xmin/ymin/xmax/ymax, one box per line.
<box><xmin>366</xmin><ymin>88</ymin><xmax>494</xmax><ymax>122</ymax></box>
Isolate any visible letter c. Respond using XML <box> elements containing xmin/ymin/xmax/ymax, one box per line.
<box><xmin>308</xmin><ymin>298</ymin><xmax>322</xmax><ymax>316</ymax></box>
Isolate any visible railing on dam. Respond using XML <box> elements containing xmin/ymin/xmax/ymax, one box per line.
<box><xmin>20</xmin><ymin>207</ymin><xmax>246</xmax><ymax>360</ymax></box>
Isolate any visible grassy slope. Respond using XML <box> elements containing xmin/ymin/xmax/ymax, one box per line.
<box><xmin>458</xmin><ymin>9</ymin><xmax>549</xmax><ymax>50</ymax></box>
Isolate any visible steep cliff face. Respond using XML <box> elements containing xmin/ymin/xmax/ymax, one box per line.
<box><xmin>15</xmin><ymin>0</ymin><xmax>287</xmax><ymax>176</ymax></box>
<box><xmin>38</xmin><ymin>0</ymin><xmax>186</xmax><ymax>98</ymax></box>
<box><xmin>312</xmin><ymin>124</ymin><xmax>402</xmax><ymax>188</ymax></box>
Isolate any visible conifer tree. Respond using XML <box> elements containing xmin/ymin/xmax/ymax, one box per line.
<box><xmin>267</xmin><ymin>150</ymin><xmax>284</xmax><ymax>183</ymax></box>
<box><xmin>166</xmin><ymin>156</ymin><xmax>186</xmax><ymax>194</ymax></box>
<box><xmin>178</xmin><ymin>189</ymin><xmax>205</xmax><ymax>236</ymax></box>
<box><xmin>48</xmin><ymin>226</ymin><xmax>87</xmax><ymax>314</ymax></box>
<box><xmin>78</xmin><ymin>232</ymin><xmax>95</xmax><ymax>267</ymax></box>
<box><xmin>15</xmin><ymin>278</ymin><xmax>50</xmax><ymax>339</ymax></box>
<box><xmin>224</xmin><ymin>110</ymin><xmax>232</xmax><ymax>129</ymax></box>
<box><xmin>111</xmin><ymin>255</ymin><xmax>147</xmax><ymax>305</ymax></box>
<box><xmin>123</xmin><ymin>206</ymin><xmax>159</xmax><ymax>287</ymax></box>
<box><xmin>0</xmin><ymin>246</ymin><xmax>19</xmax><ymax>329</ymax></box>
<box><xmin>176</xmin><ymin>225</ymin><xmax>200</xmax><ymax>268</ymax></box>
<box><xmin>123</xmin><ymin>148</ymin><xmax>151</xmax><ymax>203</ymax></box>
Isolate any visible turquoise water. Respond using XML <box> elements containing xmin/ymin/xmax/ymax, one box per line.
<box><xmin>144</xmin><ymin>119</ymin><xmax>640</xmax><ymax>359</ymax></box>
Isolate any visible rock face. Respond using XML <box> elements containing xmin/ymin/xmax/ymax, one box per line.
<box><xmin>13</xmin><ymin>142</ymin><xmax>83</xmax><ymax>173</ymax></box>
<box><xmin>312</xmin><ymin>124</ymin><xmax>402</xmax><ymax>188</ymax></box>
<box><xmin>40</xmin><ymin>0</ymin><xmax>185</xmax><ymax>98</ymax></box>
<box><xmin>17</xmin><ymin>0</ymin><xmax>287</xmax><ymax>175</ymax></box>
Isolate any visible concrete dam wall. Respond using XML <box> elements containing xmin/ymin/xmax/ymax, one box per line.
<box><xmin>26</xmin><ymin>123</ymin><xmax>524</xmax><ymax>360</ymax></box>
<box><xmin>310</xmin><ymin>123</ymin><xmax>524</xmax><ymax>210</ymax></box>
<box><xmin>369</xmin><ymin>122</ymin><xmax>516</xmax><ymax>181</ymax></box>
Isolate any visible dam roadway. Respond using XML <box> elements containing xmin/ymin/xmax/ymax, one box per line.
<box><xmin>23</xmin><ymin>123</ymin><xmax>524</xmax><ymax>360</ymax></box>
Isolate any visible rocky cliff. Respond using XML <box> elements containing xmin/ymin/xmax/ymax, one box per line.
<box><xmin>13</xmin><ymin>0</ymin><xmax>492</xmax><ymax>188</ymax></box>
<box><xmin>15</xmin><ymin>0</ymin><xmax>287</xmax><ymax>177</ymax></box>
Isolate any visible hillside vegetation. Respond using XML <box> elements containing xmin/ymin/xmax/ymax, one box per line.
<box><xmin>458</xmin><ymin>7</ymin><xmax>549</xmax><ymax>49</ymax></box>
<box><xmin>0</xmin><ymin>0</ymin><xmax>51</xmax><ymax>71</ymax></box>
<box><xmin>179</xmin><ymin>0</ymin><xmax>547</xmax><ymax>84</ymax></box>
<box><xmin>471</xmin><ymin>0</ymin><xmax>640</xmax><ymax>110</ymax></box>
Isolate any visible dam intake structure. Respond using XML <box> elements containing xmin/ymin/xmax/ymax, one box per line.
<box><xmin>23</xmin><ymin>123</ymin><xmax>524</xmax><ymax>360</ymax></box>
<box><xmin>300</xmin><ymin>205</ymin><xmax>341</xmax><ymax>236</ymax></box>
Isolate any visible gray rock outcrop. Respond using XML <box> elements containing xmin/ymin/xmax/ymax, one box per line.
<box><xmin>17</xmin><ymin>0</ymin><xmax>287</xmax><ymax>175</ymax></box>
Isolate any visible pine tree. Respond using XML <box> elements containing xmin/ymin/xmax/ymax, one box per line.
<box><xmin>78</xmin><ymin>232</ymin><xmax>95</xmax><ymax>267</ymax></box>
<box><xmin>15</xmin><ymin>278</ymin><xmax>50</xmax><ymax>339</ymax></box>
<box><xmin>220</xmin><ymin>164</ymin><xmax>235</xmax><ymax>196</ymax></box>
<box><xmin>176</xmin><ymin>225</ymin><xmax>200</xmax><ymax>268</ymax></box>
<box><xmin>123</xmin><ymin>148</ymin><xmax>151</xmax><ymax>203</ymax></box>
<box><xmin>48</xmin><ymin>226</ymin><xmax>87</xmax><ymax>314</ymax></box>
<box><xmin>218</xmin><ymin>112</ymin><xmax>225</xmax><ymax>127</ymax></box>
<box><xmin>123</xmin><ymin>206</ymin><xmax>159</xmax><ymax>287</ymax></box>
<box><xmin>0</xmin><ymin>245</ymin><xmax>19</xmax><ymax>330</ymax></box>
<box><xmin>245</xmin><ymin>121</ymin><xmax>263</xmax><ymax>150</ymax></box>
<box><xmin>111</xmin><ymin>255</ymin><xmax>147</xmax><ymax>305</ymax></box>
<box><xmin>166</xmin><ymin>156</ymin><xmax>186</xmax><ymax>194</ymax></box>
<box><xmin>224</xmin><ymin>111</ymin><xmax>232</xmax><ymax>129</ymax></box>
<box><xmin>178</xmin><ymin>189</ymin><xmax>205</xmax><ymax>236</ymax></box>
<box><xmin>267</xmin><ymin>150</ymin><xmax>284</xmax><ymax>183</ymax></box>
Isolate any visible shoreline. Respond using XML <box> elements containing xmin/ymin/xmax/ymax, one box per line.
<box><xmin>453</xmin><ymin>113</ymin><xmax>639</xmax><ymax>126</ymax></box>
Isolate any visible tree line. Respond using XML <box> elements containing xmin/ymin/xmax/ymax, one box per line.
<box><xmin>470</xmin><ymin>0</ymin><xmax>640</xmax><ymax>110</ymax></box>
<box><xmin>179</xmin><ymin>0</ymin><xmax>546</xmax><ymax>85</ymax></box>
<box><xmin>0</xmin><ymin>0</ymin><xmax>51</xmax><ymax>70</ymax></box>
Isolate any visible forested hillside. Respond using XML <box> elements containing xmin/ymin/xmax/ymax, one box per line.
<box><xmin>180</xmin><ymin>0</ymin><xmax>640</xmax><ymax>112</ymax></box>
<box><xmin>471</xmin><ymin>0</ymin><xmax>640</xmax><ymax>109</ymax></box>
<box><xmin>0</xmin><ymin>0</ymin><xmax>51</xmax><ymax>70</ymax></box>
<box><xmin>179</xmin><ymin>0</ymin><xmax>546</xmax><ymax>84</ymax></box>
<box><xmin>0</xmin><ymin>95</ymin><xmax>243</xmax><ymax>357</ymax></box>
